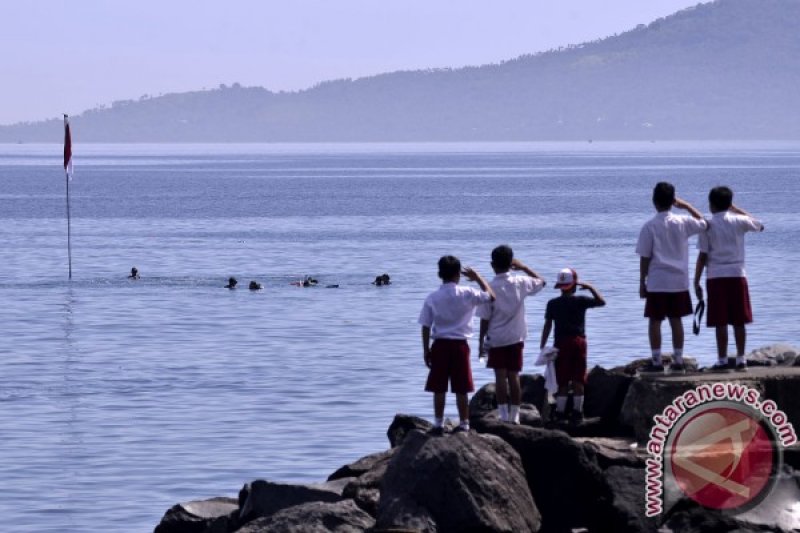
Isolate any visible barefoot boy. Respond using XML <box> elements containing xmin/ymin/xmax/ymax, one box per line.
<box><xmin>694</xmin><ymin>186</ymin><xmax>764</xmax><ymax>371</ymax></box>
<box><xmin>419</xmin><ymin>255</ymin><xmax>495</xmax><ymax>433</ymax></box>
<box><xmin>636</xmin><ymin>182</ymin><xmax>707</xmax><ymax>372</ymax></box>
<box><xmin>539</xmin><ymin>268</ymin><xmax>605</xmax><ymax>423</ymax></box>
<box><xmin>477</xmin><ymin>245</ymin><xmax>546</xmax><ymax>424</ymax></box>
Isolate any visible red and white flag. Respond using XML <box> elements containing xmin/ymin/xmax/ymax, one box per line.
<box><xmin>63</xmin><ymin>115</ymin><xmax>73</xmax><ymax>180</ymax></box>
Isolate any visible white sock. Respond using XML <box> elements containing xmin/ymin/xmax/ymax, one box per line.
<box><xmin>573</xmin><ymin>395</ymin><xmax>584</xmax><ymax>413</ymax></box>
<box><xmin>498</xmin><ymin>404</ymin><xmax>509</xmax><ymax>421</ymax></box>
<box><xmin>556</xmin><ymin>395</ymin><xmax>568</xmax><ymax>413</ymax></box>
<box><xmin>651</xmin><ymin>350</ymin><xmax>662</xmax><ymax>365</ymax></box>
<box><xmin>673</xmin><ymin>349</ymin><xmax>684</xmax><ymax>365</ymax></box>
<box><xmin>718</xmin><ymin>356</ymin><xmax>728</xmax><ymax>365</ymax></box>
<box><xmin>434</xmin><ymin>417</ymin><xmax>443</xmax><ymax>428</ymax></box>
<box><xmin>459</xmin><ymin>420</ymin><xmax>470</xmax><ymax>430</ymax></box>
<box><xmin>509</xmin><ymin>404</ymin><xmax>520</xmax><ymax>424</ymax></box>
<box><xmin>736</xmin><ymin>355</ymin><xmax>746</xmax><ymax>365</ymax></box>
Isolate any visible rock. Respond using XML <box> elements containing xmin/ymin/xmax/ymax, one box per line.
<box><xmin>233</xmin><ymin>499</ymin><xmax>375</xmax><ymax>533</ymax></box>
<box><xmin>602</xmin><ymin>466</ymin><xmax>660</xmax><ymax>533</ymax></box>
<box><xmin>154</xmin><ymin>497</ymin><xmax>239</xmax><ymax>533</ymax></box>
<box><xmin>327</xmin><ymin>449</ymin><xmax>394</xmax><ymax>481</ymax></box>
<box><xmin>585</xmin><ymin>365</ymin><xmax>633</xmax><ymax>427</ymax></box>
<box><xmin>661</xmin><ymin>498</ymin><xmax>789</xmax><ymax>532</ymax></box>
<box><xmin>620</xmin><ymin>367</ymin><xmax>800</xmax><ymax>443</ymax></box>
<box><xmin>376</xmin><ymin>429</ymin><xmax>541</xmax><ymax>532</ymax></box>
<box><xmin>468</xmin><ymin>382</ymin><xmax>497</xmax><ymax>416</ymax></box>
<box><xmin>238</xmin><ymin>479</ymin><xmax>343</xmax><ymax>524</ymax></box>
<box><xmin>573</xmin><ymin>437</ymin><xmax>644</xmax><ymax>469</ymax></box>
<box><xmin>469</xmin><ymin>418</ymin><xmax>608</xmax><ymax>532</ymax></box>
<box><xmin>342</xmin><ymin>450</ymin><xmax>395</xmax><ymax>516</ymax></box>
<box><xmin>614</xmin><ymin>355</ymin><xmax>698</xmax><ymax>376</ymax></box>
<box><xmin>386</xmin><ymin>414</ymin><xmax>431</xmax><ymax>447</ymax></box>
<box><xmin>747</xmin><ymin>344</ymin><xmax>799</xmax><ymax>367</ymax></box>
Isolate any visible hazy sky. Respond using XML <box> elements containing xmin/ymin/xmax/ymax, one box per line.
<box><xmin>1</xmin><ymin>0</ymin><xmax>703</xmax><ymax>125</ymax></box>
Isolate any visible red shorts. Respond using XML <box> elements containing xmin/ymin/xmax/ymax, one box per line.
<box><xmin>707</xmin><ymin>277</ymin><xmax>753</xmax><ymax>327</ymax></box>
<box><xmin>554</xmin><ymin>336</ymin><xmax>587</xmax><ymax>387</ymax></box>
<box><xmin>487</xmin><ymin>342</ymin><xmax>524</xmax><ymax>372</ymax></box>
<box><xmin>425</xmin><ymin>339</ymin><xmax>474</xmax><ymax>394</ymax></box>
<box><xmin>644</xmin><ymin>291</ymin><xmax>693</xmax><ymax>320</ymax></box>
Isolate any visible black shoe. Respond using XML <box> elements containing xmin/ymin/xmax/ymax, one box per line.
<box><xmin>569</xmin><ymin>411</ymin><xmax>585</xmax><ymax>426</ymax></box>
<box><xmin>669</xmin><ymin>363</ymin><xmax>686</xmax><ymax>374</ymax></box>
<box><xmin>451</xmin><ymin>425</ymin><xmax>470</xmax><ymax>434</ymax></box>
<box><xmin>736</xmin><ymin>362</ymin><xmax>748</xmax><ymax>372</ymax></box>
<box><xmin>427</xmin><ymin>426</ymin><xmax>444</xmax><ymax>436</ymax></box>
<box><xmin>640</xmin><ymin>362</ymin><xmax>665</xmax><ymax>373</ymax></box>
<box><xmin>710</xmin><ymin>362</ymin><xmax>731</xmax><ymax>372</ymax></box>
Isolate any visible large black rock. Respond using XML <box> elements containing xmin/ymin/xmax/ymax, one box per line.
<box><xmin>376</xmin><ymin>429</ymin><xmax>541</xmax><ymax>532</ymax></box>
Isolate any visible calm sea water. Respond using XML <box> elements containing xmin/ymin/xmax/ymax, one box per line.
<box><xmin>1</xmin><ymin>142</ymin><xmax>799</xmax><ymax>532</ymax></box>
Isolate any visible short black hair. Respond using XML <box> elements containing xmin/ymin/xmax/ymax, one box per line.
<box><xmin>491</xmin><ymin>244</ymin><xmax>513</xmax><ymax>271</ymax></box>
<box><xmin>652</xmin><ymin>182</ymin><xmax>676</xmax><ymax>210</ymax></box>
<box><xmin>709</xmin><ymin>186</ymin><xmax>733</xmax><ymax>211</ymax></box>
<box><xmin>438</xmin><ymin>255</ymin><xmax>461</xmax><ymax>281</ymax></box>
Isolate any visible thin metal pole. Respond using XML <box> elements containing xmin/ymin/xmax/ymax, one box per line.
<box><xmin>66</xmin><ymin>170</ymin><xmax>72</xmax><ymax>280</ymax></box>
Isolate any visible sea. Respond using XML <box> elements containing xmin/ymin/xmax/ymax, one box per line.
<box><xmin>0</xmin><ymin>141</ymin><xmax>798</xmax><ymax>532</ymax></box>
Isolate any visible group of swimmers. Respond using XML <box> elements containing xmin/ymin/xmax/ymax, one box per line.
<box><xmin>418</xmin><ymin>182</ymin><xmax>764</xmax><ymax>432</ymax></box>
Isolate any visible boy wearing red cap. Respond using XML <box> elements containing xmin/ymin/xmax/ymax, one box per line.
<box><xmin>540</xmin><ymin>268</ymin><xmax>605</xmax><ymax>423</ymax></box>
<box><xmin>694</xmin><ymin>186</ymin><xmax>764</xmax><ymax>371</ymax></box>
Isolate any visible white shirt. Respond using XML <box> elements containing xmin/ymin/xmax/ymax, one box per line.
<box><xmin>418</xmin><ymin>282</ymin><xmax>493</xmax><ymax>340</ymax></box>
<box><xmin>476</xmin><ymin>272</ymin><xmax>545</xmax><ymax>348</ymax></box>
<box><xmin>636</xmin><ymin>210</ymin><xmax>707</xmax><ymax>292</ymax></box>
<box><xmin>697</xmin><ymin>211</ymin><xmax>763</xmax><ymax>279</ymax></box>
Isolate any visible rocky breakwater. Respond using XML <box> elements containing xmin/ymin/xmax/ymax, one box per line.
<box><xmin>154</xmin><ymin>344</ymin><xmax>800</xmax><ymax>533</ymax></box>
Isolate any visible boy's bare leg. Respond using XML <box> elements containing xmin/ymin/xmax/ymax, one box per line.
<box><xmin>455</xmin><ymin>393</ymin><xmax>469</xmax><ymax>424</ymax></box>
<box><xmin>494</xmin><ymin>368</ymin><xmax>509</xmax><ymax>405</ymax></box>
<box><xmin>734</xmin><ymin>325</ymin><xmax>746</xmax><ymax>357</ymax></box>
<box><xmin>648</xmin><ymin>319</ymin><xmax>662</xmax><ymax>351</ymax></box>
<box><xmin>668</xmin><ymin>317</ymin><xmax>684</xmax><ymax>352</ymax></box>
<box><xmin>433</xmin><ymin>393</ymin><xmax>446</xmax><ymax>419</ymax></box>
<box><xmin>508</xmin><ymin>371</ymin><xmax>521</xmax><ymax>406</ymax></box>
<box><xmin>715</xmin><ymin>325</ymin><xmax>729</xmax><ymax>361</ymax></box>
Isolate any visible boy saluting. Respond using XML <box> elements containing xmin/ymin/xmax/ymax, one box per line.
<box><xmin>694</xmin><ymin>186</ymin><xmax>764</xmax><ymax>371</ymax></box>
<box><xmin>419</xmin><ymin>255</ymin><xmax>495</xmax><ymax>434</ymax></box>
<box><xmin>540</xmin><ymin>268</ymin><xmax>605</xmax><ymax>423</ymax></box>
<box><xmin>477</xmin><ymin>245</ymin><xmax>546</xmax><ymax>424</ymax></box>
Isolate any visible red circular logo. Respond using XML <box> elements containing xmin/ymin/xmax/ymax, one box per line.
<box><xmin>668</xmin><ymin>404</ymin><xmax>777</xmax><ymax>511</ymax></box>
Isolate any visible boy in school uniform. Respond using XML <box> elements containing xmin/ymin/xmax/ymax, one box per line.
<box><xmin>477</xmin><ymin>245</ymin><xmax>546</xmax><ymax>424</ymax></box>
<box><xmin>419</xmin><ymin>255</ymin><xmax>495</xmax><ymax>434</ymax></box>
<box><xmin>694</xmin><ymin>186</ymin><xmax>764</xmax><ymax>371</ymax></box>
<box><xmin>636</xmin><ymin>182</ymin><xmax>707</xmax><ymax>372</ymax></box>
<box><xmin>540</xmin><ymin>268</ymin><xmax>605</xmax><ymax>423</ymax></box>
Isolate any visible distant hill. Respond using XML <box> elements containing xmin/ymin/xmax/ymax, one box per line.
<box><xmin>3</xmin><ymin>0</ymin><xmax>800</xmax><ymax>142</ymax></box>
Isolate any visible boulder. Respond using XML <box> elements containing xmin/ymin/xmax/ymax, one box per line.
<box><xmin>602</xmin><ymin>466</ymin><xmax>660</xmax><ymax>533</ymax></box>
<box><xmin>661</xmin><ymin>498</ymin><xmax>790</xmax><ymax>532</ymax></box>
<box><xmin>342</xmin><ymin>450</ymin><xmax>395</xmax><ymax>516</ymax></box>
<box><xmin>386</xmin><ymin>414</ymin><xmax>432</xmax><ymax>447</ymax></box>
<box><xmin>573</xmin><ymin>437</ymin><xmax>644</xmax><ymax>469</ymax></box>
<box><xmin>154</xmin><ymin>497</ymin><xmax>239</xmax><ymax>533</ymax></box>
<box><xmin>327</xmin><ymin>449</ymin><xmax>394</xmax><ymax>481</ymax></box>
<box><xmin>376</xmin><ymin>429</ymin><xmax>541</xmax><ymax>532</ymax></box>
<box><xmin>620</xmin><ymin>367</ymin><xmax>800</xmax><ymax>443</ymax></box>
<box><xmin>473</xmin><ymin>417</ymin><xmax>612</xmax><ymax>532</ymax></box>
<box><xmin>233</xmin><ymin>499</ymin><xmax>375</xmax><ymax>533</ymax></box>
<box><xmin>747</xmin><ymin>344</ymin><xmax>799</xmax><ymax>367</ymax></box>
<box><xmin>238</xmin><ymin>479</ymin><xmax>343</xmax><ymax>524</ymax></box>
<box><xmin>585</xmin><ymin>365</ymin><xmax>634</xmax><ymax>427</ymax></box>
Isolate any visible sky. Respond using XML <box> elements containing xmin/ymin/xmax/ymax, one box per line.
<box><xmin>1</xmin><ymin>0</ymin><xmax>704</xmax><ymax>125</ymax></box>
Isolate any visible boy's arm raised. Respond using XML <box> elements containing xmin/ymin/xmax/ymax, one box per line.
<box><xmin>673</xmin><ymin>197</ymin><xmax>704</xmax><ymax>220</ymax></box>
<box><xmin>578</xmin><ymin>281</ymin><xmax>606</xmax><ymax>306</ymax></box>
<box><xmin>462</xmin><ymin>267</ymin><xmax>496</xmax><ymax>301</ymax></box>
<box><xmin>730</xmin><ymin>204</ymin><xmax>765</xmax><ymax>231</ymax></box>
<box><xmin>510</xmin><ymin>258</ymin><xmax>545</xmax><ymax>282</ymax></box>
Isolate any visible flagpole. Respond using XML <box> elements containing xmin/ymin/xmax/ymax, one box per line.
<box><xmin>64</xmin><ymin>114</ymin><xmax>72</xmax><ymax>280</ymax></box>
